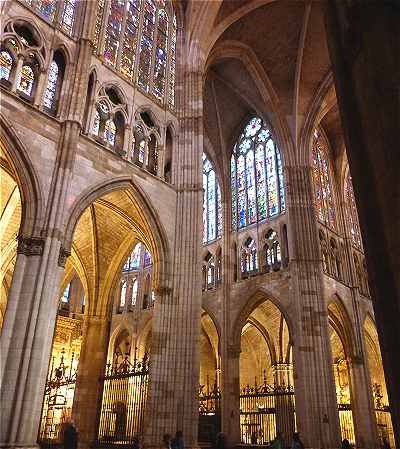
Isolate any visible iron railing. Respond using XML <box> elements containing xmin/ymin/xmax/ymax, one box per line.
<box><xmin>96</xmin><ymin>353</ymin><xmax>149</xmax><ymax>446</ymax></box>
<box><xmin>240</xmin><ymin>377</ymin><xmax>295</xmax><ymax>446</ymax></box>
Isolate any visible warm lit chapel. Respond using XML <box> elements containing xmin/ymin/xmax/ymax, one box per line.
<box><xmin>0</xmin><ymin>1</ymin><xmax>399</xmax><ymax>449</ymax></box>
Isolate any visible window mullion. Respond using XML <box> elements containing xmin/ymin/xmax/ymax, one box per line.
<box><xmin>273</xmin><ymin>141</ymin><xmax>281</xmax><ymax>213</ymax></box>
<box><xmin>149</xmin><ymin>7</ymin><xmax>159</xmax><ymax>98</ymax></box>
<box><xmin>263</xmin><ymin>140</ymin><xmax>269</xmax><ymax>219</ymax></box>
<box><xmin>133</xmin><ymin>0</ymin><xmax>146</xmax><ymax>88</ymax></box>
<box><xmin>116</xmin><ymin>1</ymin><xmax>129</xmax><ymax>72</ymax></box>
<box><xmin>253</xmin><ymin>140</ymin><xmax>258</xmax><ymax>222</ymax></box>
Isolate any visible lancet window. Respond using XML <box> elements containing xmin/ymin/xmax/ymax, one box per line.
<box><xmin>0</xmin><ymin>50</ymin><xmax>13</xmax><ymax>81</ymax></box>
<box><xmin>311</xmin><ymin>129</ymin><xmax>336</xmax><ymax>230</ymax></box>
<box><xmin>263</xmin><ymin>229</ymin><xmax>281</xmax><ymax>272</ymax></box>
<box><xmin>43</xmin><ymin>52</ymin><xmax>65</xmax><ymax>114</ymax></box>
<box><xmin>241</xmin><ymin>237</ymin><xmax>258</xmax><ymax>276</ymax></box>
<box><xmin>118</xmin><ymin>242</ymin><xmax>154</xmax><ymax>312</ymax></box>
<box><xmin>344</xmin><ymin>171</ymin><xmax>362</xmax><ymax>249</ymax></box>
<box><xmin>91</xmin><ymin>86</ymin><xmax>127</xmax><ymax>150</ymax></box>
<box><xmin>93</xmin><ymin>0</ymin><xmax>176</xmax><ymax>108</ymax></box>
<box><xmin>203</xmin><ymin>153</ymin><xmax>222</xmax><ymax>244</ymax></box>
<box><xmin>231</xmin><ymin>117</ymin><xmax>285</xmax><ymax>230</ymax></box>
<box><xmin>130</xmin><ymin>114</ymin><xmax>160</xmax><ymax>175</ymax></box>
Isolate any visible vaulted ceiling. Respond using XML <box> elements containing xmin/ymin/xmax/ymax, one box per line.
<box><xmin>200</xmin><ymin>0</ymin><xmax>343</xmax><ymax>173</ymax></box>
<box><xmin>64</xmin><ymin>189</ymin><xmax>158</xmax><ymax>316</ymax></box>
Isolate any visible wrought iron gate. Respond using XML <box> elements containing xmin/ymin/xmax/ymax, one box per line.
<box><xmin>198</xmin><ymin>378</ymin><xmax>221</xmax><ymax>443</ymax></box>
<box><xmin>338</xmin><ymin>403</ymin><xmax>355</xmax><ymax>445</ymax></box>
<box><xmin>96</xmin><ymin>354</ymin><xmax>149</xmax><ymax>445</ymax></box>
<box><xmin>38</xmin><ymin>350</ymin><xmax>77</xmax><ymax>445</ymax></box>
<box><xmin>374</xmin><ymin>384</ymin><xmax>395</xmax><ymax>448</ymax></box>
<box><xmin>240</xmin><ymin>381</ymin><xmax>295</xmax><ymax>446</ymax></box>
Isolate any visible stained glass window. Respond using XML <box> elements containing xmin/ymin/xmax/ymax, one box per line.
<box><xmin>167</xmin><ymin>14</ymin><xmax>176</xmax><ymax>108</ymax></box>
<box><xmin>17</xmin><ymin>65</ymin><xmax>35</xmax><ymax>97</ymax></box>
<box><xmin>241</xmin><ymin>238</ymin><xmax>258</xmax><ymax>273</ymax></box>
<box><xmin>152</xmin><ymin>9</ymin><xmax>168</xmax><ymax>101</ymax></box>
<box><xmin>137</xmin><ymin>0</ymin><xmax>156</xmax><ymax>92</ymax></box>
<box><xmin>94</xmin><ymin>0</ymin><xmax>176</xmax><ymax>107</ymax></box>
<box><xmin>103</xmin><ymin>0</ymin><xmax>125</xmax><ymax>67</ymax></box>
<box><xmin>131</xmin><ymin>279</ymin><xmax>138</xmax><ymax>306</ymax></box>
<box><xmin>345</xmin><ymin>171</ymin><xmax>362</xmax><ymax>249</ymax></box>
<box><xmin>60</xmin><ymin>0</ymin><xmax>78</xmax><ymax>35</ymax></box>
<box><xmin>93</xmin><ymin>110</ymin><xmax>100</xmax><ymax>136</ymax></box>
<box><xmin>36</xmin><ymin>0</ymin><xmax>57</xmax><ymax>22</ymax></box>
<box><xmin>61</xmin><ymin>283</ymin><xmax>71</xmax><ymax>303</ymax></box>
<box><xmin>93</xmin><ymin>0</ymin><xmax>106</xmax><ymax>50</ymax></box>
<box><xmin>203</xmin><ymin>153</ymin><xmax>223</xmax><ymax>244</ymax></box>
<box><xmin>144</xmin><ymin>248</ymin><xmax>152</xmax><ymax>266</ymax></box>
<box><xmin>120</xmin><ymin>280</ymin><xmax>127</xmax><ymax>307</ymax></box>
<box><xmin>231</xmin><ymin>117</ymin><xmax>285</xmax><ymax>230</ymax></box>
<box><xmin>43</xmin><ymin>61</ymin><xmax>59</xmax><ymax>110</ymax></box>
<box><xmin>311</xmin><ymin>129</ymin><xmax>336</xmax><ymax>230</ymax></box>
<box><xmin>130</xmin><ymin>243</ymin><xmax>142</xmax><ymax>269</ymax></box>
<box><xmin>0</xmin><ymin>51</ymin><xmax>13</xmax><ymax>81</ymax></box>
<box><xmin>104</xmin><ymin>119</ymin><xmax>116</xmax><ymax>146</ymax></box>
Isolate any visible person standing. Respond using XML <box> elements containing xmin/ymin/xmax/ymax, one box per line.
<box><xmin>163</xmin><ymin>434</ymin><xmax>172</xmax><ymax>449</ymax></box>
<box><xmin>171</xmin><ymin>431</ymin><xmax>184</xmax><ymax>449</ymax></box>
<box><xmin>270</xmin><ymin>432</ymin><xmax>284</xmax><ymax>449</ymax></box>
<box><xmin>291</xmin><ymin>432</ymin><xmax>305</xmax><ymax>449</ymax></box>
<box><xmin>63</xmin><ymin>420</ymin><xmax>78</xmax><ymax>449</ymax></box>
<box><xmin>215</xmin><ymin>432</ymin><xmax>227</xmax><ymax>449</ymax></box>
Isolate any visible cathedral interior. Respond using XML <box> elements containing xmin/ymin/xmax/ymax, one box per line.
<box><xmin>0</xmin><ymin>1</ymin><xmax>399</xmax><ymax>449</ymax></box>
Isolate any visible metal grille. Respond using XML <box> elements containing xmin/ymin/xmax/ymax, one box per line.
<box><xmin>374</xmin><ymin>384</ymin><xmax>396</xmax><ymax>448</ymax></box>
<box><xmin>240</xmin><ymin>380</ymin><xmax>296</xmax><ymax>446</ymax></box>
<box><xmin>38</xmin><ymin>350</ymin><xmax>78</xmax><ymax>445</ymax></box>
<box><xmin>338</xmin><ymin>403</ymin><xmax>355</xmax><ymax>445</ymax></box>
<box><xmin>96</xmin><ymin>354</ymin><xmax>149</xmax><ymax>445</ymax></box>
<box><xmin>198</xmin><ymin>377</ymin><xmax>221</xmax><ymax>443</ymax></box>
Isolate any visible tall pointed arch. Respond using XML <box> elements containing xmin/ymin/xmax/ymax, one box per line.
<box><xmin>311</xmin><ymin>129</ymin><xmax>336</xmax><ymax>230</ymax></box>
<box><xmin>231</xmin><ymin>117</ymin><xmax>285</xmax><ymax>230</ymax></box>
<box><xmin>203</xmin><ymin>153</ymin><xmax>222</xmax><ymax>244</ymax></box>
<box><xmin>344</xmin><ymin>169</ymin><xmax>362</xmax><ymax>249</ymax></box>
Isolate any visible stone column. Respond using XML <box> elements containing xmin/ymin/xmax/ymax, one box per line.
<box><xmin>143</xmin><ymin>69</ymin><xmax>203</xmax><ymax>447</ymax></box>
<box><xmin>0</xmin><ymin>236</ymin><xmax>64</xmax><ymax>449</ymax></box>
<box><xmin>347</xmin><ymin>356</ymin><xmax>378</xmax><ymax>449</ymax></box>
<box><xmin>287</xmin><ymin>166</ymin><xmax>341</xmax><ymax>449</ymax></box>
<box><xmin>325</xmin><ymin>4</ymin><xmax>400</xmax><ymax>446</ymax></box>
<box><xmin>71</xmin><ymin>315</ymin><xmax>110</xmax><ymax>449</ymax></box>
<box><xmin>221</xmin><ymin>345</ymin><xmax>241</xmax><ymax>447</ymax></box>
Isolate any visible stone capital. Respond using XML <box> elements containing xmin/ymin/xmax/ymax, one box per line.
<box><xmin>17</xmin><ymin>236</ymin><xmax>45</xmax><ymax>257</ymax></box>
<box><xmin>58</xmin><ymin>246</ymin><xmax>71</xmax><ymax>268</ymax></box>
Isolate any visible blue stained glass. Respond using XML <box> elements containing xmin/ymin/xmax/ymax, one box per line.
<box><xmin>239</xmin><ymin>139</ymin><xmax>251</xmax><ymax>154</ymax></box>
<box><xmin>105</xmin><ymin>119</ymin><xmax>116</xmax><ymax>146</ymax></box>
<box><xmin>93</xmin><ymin>110</ymin><xmax>100</xmax><ymax>135</ymax></box>
<box><xmin>276</xmin><ymin>149</ymin><xmax>285</xmax><ymax>211</ymax></box>
<box><xmin>203</xmin><ymin>172</ymin><xmax>207</xmax><ymax>243</ymax></box>
<box><xmin>231</xmin><ymin>155</ymin><xmax>237</xmax><ymax>229</ymax></box>
<box><xmin>0</xmin><ymin>51</ymin><xmax>13</xmax><ymax>81</ymax></box>
<box><xmin>246</xmin><ymin>150</ymin><xmax>257</xmax><ymax>224</ymax></box>
<box><xmin>258</xmin><ymin>129</ymin><xmax>270</xmax><ymax>142</ymax></box>
<box><xmin>217</xmin><ymin>184</ymin><xmax>222</xmax><ymax>237</ymax></box>
<box><xmin>231</xmin><ymin>117</ymin><xmax>285</xmax><ymax>229</ymax></box>
<box><xmin>130</xmin><ymin>243</ymin><xmax>141</xmax><ymax>269</ymax></box>
<box><xmin>207</xmin><ymin>170</ymin><xmax>216</xmax><ymax>240</ymax></box>
<box><xmin>43</xmin><ymin>61</ymin><xmax>59</xmax><ymax>110</ymax></box>
<box><xmin>237</xmin><ymin>155</ymin><xmax>246</xmax><ymax>227</ymax></box>
<box><xmin>266</xmin><ymin>140</ymin><xmax>278</xmax><ymax>216</ymax></box>
<box><xmin>245</xmin><ymin>117</ymin><xmax>262</xmax><ymax>137</ymax></box>
<box><xmin>255</xmin><ymin>144</ymin><xmax>267</xmax><ymax>220</ymax></box>
<box><xmin>203</xmin><ymin>153</ymin><xmax>223</xmax><ymax>244</ymax></box>
<box><xmin>37</xmin><ymin>0</ymin><xmax>57</xmax><ymax>22</ymax></box>
<box><xmin>144</xmin><ymin>248</ymin><xmax>152</xmax><ymax>266</ymax></box>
